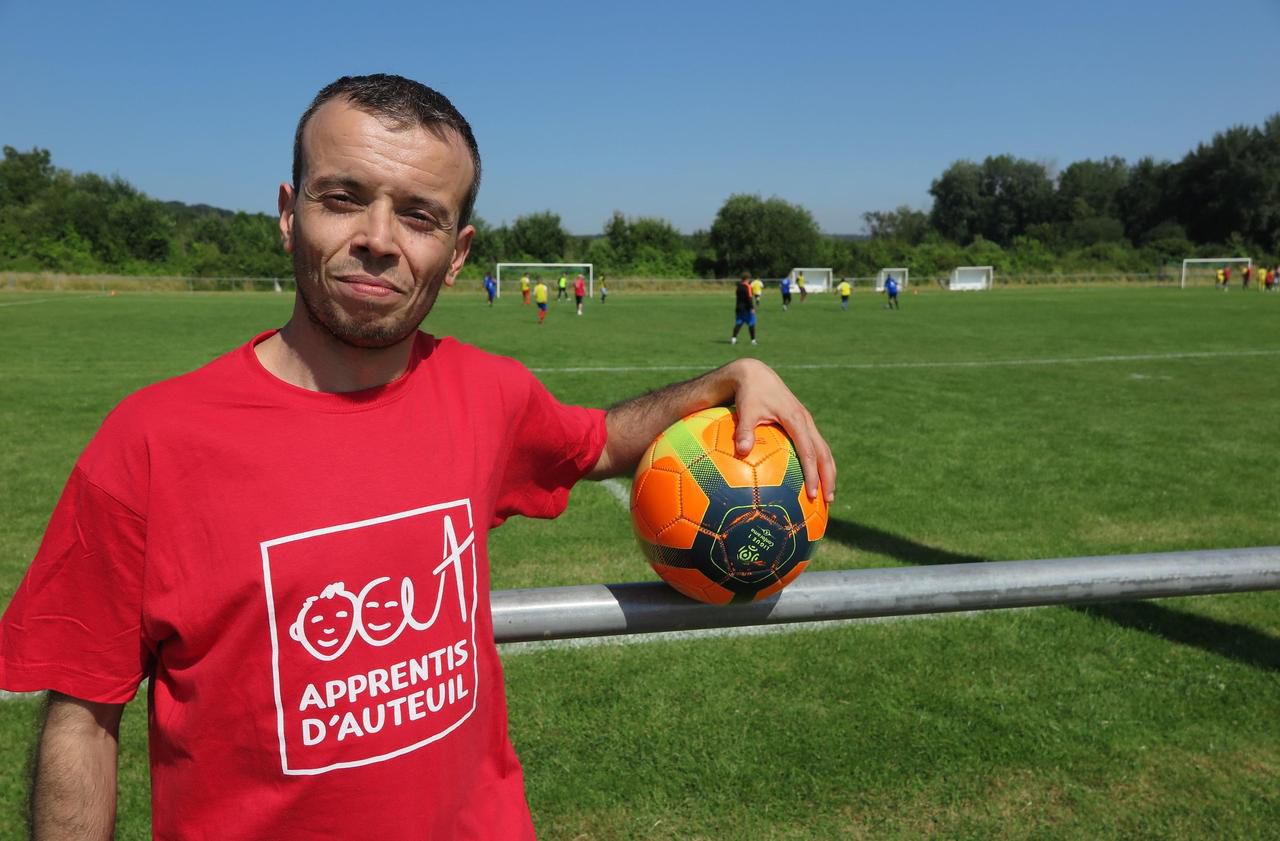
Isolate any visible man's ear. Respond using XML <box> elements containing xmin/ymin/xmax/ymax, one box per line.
<box><xmin>445</xmin><ymin>224</ymin><xmax>475</xmax><ymax>287</ymax></box>
<box><xmin>278</xmin><ymin>183</ymin><xmax>296</xmax><ymax>253</ymax></box>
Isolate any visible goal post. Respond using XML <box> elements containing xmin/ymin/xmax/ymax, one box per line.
<box><xmin>950</xmin><ymin>266</ymin><xmax>994</xmax><ymax>291</ymax></box>
<box><xmin>1180</xmin><ymin>257</ymin><xmax>1251</xmax><ymax>289</ymax></box>
<box><xmin>495</xmin><ymin>262</ymin><xmax>594</xmax><ymax>298</ymax></box>
<box><xmin>787</xmin><ymin>267</ymin><xmax>832</xmax><ymax>293</ymax></box>
<box><xmin>876</xmin><ymin>268</ymin><xmax>909</xmax><ymax>292</ymax></box>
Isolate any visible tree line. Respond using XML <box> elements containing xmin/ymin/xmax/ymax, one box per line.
<box><xmin>2</xmin><ymin>113</ymin><xmax>1277</xmax><ymax>281</ymax></box>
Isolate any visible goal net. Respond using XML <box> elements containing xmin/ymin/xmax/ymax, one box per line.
<box><xmin>876</xmin><ymin>268</ymin><xmax>909</xmax><ymax>292</ymax></box>
<box><xmin>1180</xmin><ymin>257</ymin><xmax>1251</xmax><ymax>289</ymax></box>
<box><xmin>787</xmin><ymin>267</ymin><xmax>832</xmax><ymax>293</ymax></box>
<box><xmin>495</xmin><ymin>262</ymin><xmax>595</xmax><ymax>298</ymax></box>
<box><xmin>950</xmin><ymin>266</ymin><xmax>994</xmax><ymax>291</ymax></box>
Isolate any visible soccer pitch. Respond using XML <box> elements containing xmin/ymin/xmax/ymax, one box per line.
<box><xmin>1</xmin><ymin>286</ymin><xmax>1278</xmax><ymax>839</ymax></box>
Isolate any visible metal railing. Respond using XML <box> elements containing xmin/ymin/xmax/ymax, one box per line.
<box><xmin>491</xmin><ymin>546</ymin><xmax>1280</xmax><ymax>643</ymax></box>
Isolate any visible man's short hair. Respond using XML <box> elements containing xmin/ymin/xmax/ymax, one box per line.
<box><xmin>292</xmin><ymin>73</ymin><xmax>482</xmax><ymax>227</ymax></box>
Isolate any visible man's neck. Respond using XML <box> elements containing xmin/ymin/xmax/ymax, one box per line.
<box><xmin>254</xmin><ymin>319</ymin><xmax>416</xmax><ymax>393</ymax></box>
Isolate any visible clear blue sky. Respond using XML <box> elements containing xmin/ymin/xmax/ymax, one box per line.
<box><xmin>2</xmin><ymin>0</ymin><xmax>1276</xmax><ymax>234</ymax></box>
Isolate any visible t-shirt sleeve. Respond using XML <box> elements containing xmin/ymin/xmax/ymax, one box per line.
<box><xmin>0</xmin><ymin>464</ymin><xmax>151</xmax><ymax>702</ymax></box>
<box><xmin>491</xmin><ymin>365</ymin><xmax>607</xmax><ymax>527</ymax></box>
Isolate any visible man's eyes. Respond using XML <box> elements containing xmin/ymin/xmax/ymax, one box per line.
<box><xmin>318</xmin><ymin>194</ymin><xmax>438</xmax><ymax>228</ymax></box>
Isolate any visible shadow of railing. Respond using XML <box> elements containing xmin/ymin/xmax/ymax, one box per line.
<box><xmin>823</xmin><ymin>516</ymin><xmax>1279</xmax><ymax>672</ymax></box>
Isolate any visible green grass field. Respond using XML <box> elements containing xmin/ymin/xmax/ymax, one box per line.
<box><xmin>2</xmin><ymin>285</ymin><xmax>1278</xmax><ymax>839</ymax></box>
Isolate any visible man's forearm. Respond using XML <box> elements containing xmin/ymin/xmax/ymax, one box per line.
<box><xmin>587</xmin><ymin>362</ymin><xmax>738</xmax><ymax>480</ymax></box>
<box><xmin>32</xmin><ymin>693</ymin><xmax>123</xmax><ymax>841</ymax></box>
<box><xmin>589</xmin><ymin>358</ymin><xmax>836</xmax><ymax>500</ymax></box>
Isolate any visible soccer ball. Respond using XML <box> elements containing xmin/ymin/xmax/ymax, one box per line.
<box><xmin>630</xmin><ymin>407</ymin><xmax>827</xmax><ymax>605</ymax></box>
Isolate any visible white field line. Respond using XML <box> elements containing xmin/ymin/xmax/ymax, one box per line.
<box><xmin>0</xmin><ymin>294</ymin><xmax>109</xmax><ymax>308</ymax></box>
<box><xmin>600</xmin><ymin>478</ymin><xmax>631</xmax><ymax>509</ymax></box>
<box><xmin>530</xmin><ymin>348</ymin><xmax>1280</xmax><ymax>375</ymax></box>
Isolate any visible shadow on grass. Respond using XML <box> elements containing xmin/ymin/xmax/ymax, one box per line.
<box><xmin>823</xmin><ymin>516</ymin><xmax>1279</xmax><ymax>672</ymax></box>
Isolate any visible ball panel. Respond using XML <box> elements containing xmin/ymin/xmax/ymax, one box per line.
<box><xmin>751</xmin><ymin>444</ymin><xmax>792</xmax><ymax>486</ymax></box>
<box><xmin>678</xmin><ymin>467</ymin><xmax>710</xmax><ymax>528</ymax></box>
<box><xmin>703</xmin><ymin>409</ymin><xmax>738</xmax><ymax>455</ymax></box>
<box><xmin>657</xmin><ymin>516</ymin><xmax>701</xmax><ymax>551</ymax></box>
<box><xmin>752</xmin><ymin>560</ymin><xmax>809</xmax><ymax>601</ymax></box>
<box><xmin>796</xmin><ymin>486</ymin><xmax>829</xmax><ymax>541</ymax></box>
<box><xmin>706</xmin><ymin>450</ymin><xmax>757</xmax><ymax>488</ymax></box>
<box><xmin>651</xmin><ymin>563</ymin><xmax>735</xmax><ymax>605</ymax></box>
<box><xmin>632</xmin><ymin>465</ymin><xmax>683</xmax><ymax>542</ymax></box>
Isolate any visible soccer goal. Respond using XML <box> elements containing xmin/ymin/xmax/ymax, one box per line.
<box><xmin>787</xmin><ymin>267</ymin><xmax>832</xmax><ymax>293</ymax></box>
<box><xmin>950</xmin><ymin>266</ymin><xmax>994</xmax><ymax>291</ymax></box>
<box><xmin>876</xmin><ymin>268</ymin><xmax>909</xmax><ymax>292</ymax></box>
<box><xmin>1180</xmin><ymin>257</ymin><xmax>1251</xmax><ymax>289</ymax></box>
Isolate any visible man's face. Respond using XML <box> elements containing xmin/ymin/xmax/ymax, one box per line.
<box><xmin>279</xmin><ymin>99</ymin><xmax>475</xmax><ymax>349</ymax></box>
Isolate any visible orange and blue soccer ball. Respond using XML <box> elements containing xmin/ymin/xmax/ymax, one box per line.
<box><xmin>630</xmin><ymin>407</ymin><xmax>827</xmax><ymax>605</ymax></box>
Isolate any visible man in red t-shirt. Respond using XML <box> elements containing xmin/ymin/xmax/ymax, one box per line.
<box><xmin>574</xmin><ymin>273</ymin><xmax>586</xmax><ymax>315</ymax></box>
<box><xmin>0</xmin><ymin>75</ymin><xmax>836</xmax><ymax>840</ymax></box>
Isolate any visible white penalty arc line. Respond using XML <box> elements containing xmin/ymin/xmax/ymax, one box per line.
<box><xmin>530</xmin><ymin>348</ymin><xmax>1280</xmax><ymax>375</ymax></box>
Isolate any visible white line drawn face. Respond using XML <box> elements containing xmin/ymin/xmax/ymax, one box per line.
<box><xmin>356</xmin><ymin>576</ymin><xmax>411</xmax><ymax>646</ymax></box>
<box><xmin>289</xmin><ymin>582</ymin><xmax>360</xmax><ymax>661</ymax></box>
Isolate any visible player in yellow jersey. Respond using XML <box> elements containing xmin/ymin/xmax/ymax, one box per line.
<box><xmin>796</xmin><ymin>271</ymin><xmax>807</xmax><ymax>303</ymax></box>
<box><xmin>837</xmin><ymin>279</ymin><xmax>852</xmax><ymax>310</ymax></box>
<box><xmin>520</xmin><ymin>274</ymin><xmax>531</xmax><ymax>305</ymax></box>
<box><xmin>534</xmin><ymin>278</ymin><xmax>549</xmax><ymax>323</ymax></box>
<box><xmin>750</xmin><ymin>277</ymin><xmax>764</xmax><ymax>305</ymax></box>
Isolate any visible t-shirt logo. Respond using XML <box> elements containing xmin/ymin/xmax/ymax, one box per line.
<box><xmin>261</xmin><ymin>499</ymin><xmax>479</xmax><ymax>775</ymax></box>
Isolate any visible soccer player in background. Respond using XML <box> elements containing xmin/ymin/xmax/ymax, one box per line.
<box><xmin>1216</xmin><ymin>267</ymin><xmax>1225</xmax><ymax>289</ymax></box>
<box><xmin>751</xmin><ymin>276</ymin><xmax>764</xmax><ymax>305</ymax></box>
<box><xmin>535</xmin><ymin>276</ymin><xmax>549</xmax><ymax>322</ymax></box>
<box><xmin>483</xmin><ymin>273</ymin><xmax>497</xmax><ymax>306</ymax></box>
<box><xmin>1223</xmin><ymin>265</ymin><xmax>1232</xmax><ymax>290</ymax></box>
<box><xmin>838</xmin><ymin>278</ymin><xmax>852</xmax><ymax>310</ymax></box>
<box><xmin>520</xmin><ymin>273</ymin><xmax>531</xmax><ymax>305</ymax></box>
<box><xmin>599</xmin><ymin>275</ymin><xmax>608</xmax><ymax>303</ymax></box>
<box><xmin>731</xmin><ymin>271</ymin><xmax>758</xmax><ymax>346</ymax></box>
<box><xmin>1243</xmin><ymin>264</ymin><xmax>1253</xmax><ymax>289</ymax></box>
<box><xmin>780</xmin><ymin>275</ymin><xmax>792</xmax><ymax>310</ymax></box>
<box><xmin>1266</xmin><ymin>267</ymin><xmax>1276</xmax><ymax>292</ymax></box>
<box><xmin>797</xmin><ymin>271</ymin><xmax>807</xmax><ymax>303</ymax></box>
<box><xmin>884</xmin><ymin>275</ymin><xmax>900</xmax><ymax>310</ymax></box>
<box><xmin>574</xmin><ymin>273</ymin><xmax>586</xmax><ymax>315</ymax></box>
<box><xmin>557</xmin><ymin>273</ymin><xmax>568</xmax><ymax>300</ymax></box>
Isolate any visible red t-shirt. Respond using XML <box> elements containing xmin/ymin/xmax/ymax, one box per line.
<box><xmin>573</xmin><ymin>277</ymin><xmax>586</xmax><ymax>296</ymax></box>
<box><xmin>0</xmin><ymin>331</ymin><xmax>607</xmax><ymax>840</ymax></box>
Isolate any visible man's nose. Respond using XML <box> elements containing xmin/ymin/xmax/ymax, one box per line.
<box><xmin>353</xmin><ymin>203</ymin><xmax>399</xmax><ymax>258</ymax></box>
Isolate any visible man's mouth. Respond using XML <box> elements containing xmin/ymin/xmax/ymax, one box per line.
<box><xmin>337</xmin><ymin>274</ymin><xmax>402</xmax><ymax>298</ymax></box>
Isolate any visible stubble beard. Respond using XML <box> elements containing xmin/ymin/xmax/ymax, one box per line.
<box><xmin>293</xmin><ymin>249</ymin><xmax>446</xmax><ymax>349</ymax></box>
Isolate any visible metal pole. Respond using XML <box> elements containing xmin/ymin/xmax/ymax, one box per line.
<box><xmin>491</xmin><ymin>546</ymin><xmax>1280</xmax><ymax>644</ymax></box>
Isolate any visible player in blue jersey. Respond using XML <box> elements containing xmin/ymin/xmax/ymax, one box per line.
<box><xmin>780</xmin><ymin>276</ymin><xmax>792</xmax><ymax>310</ymax></box>
<box><xmin>884</xmin><ymin>275</ymin><xmax>900</xmax><ymax>310</ymax></box>
<box><xmin>483</xmin><ymin>273</ymin><xmax>497</xmax><ymax>306</ymax></box>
